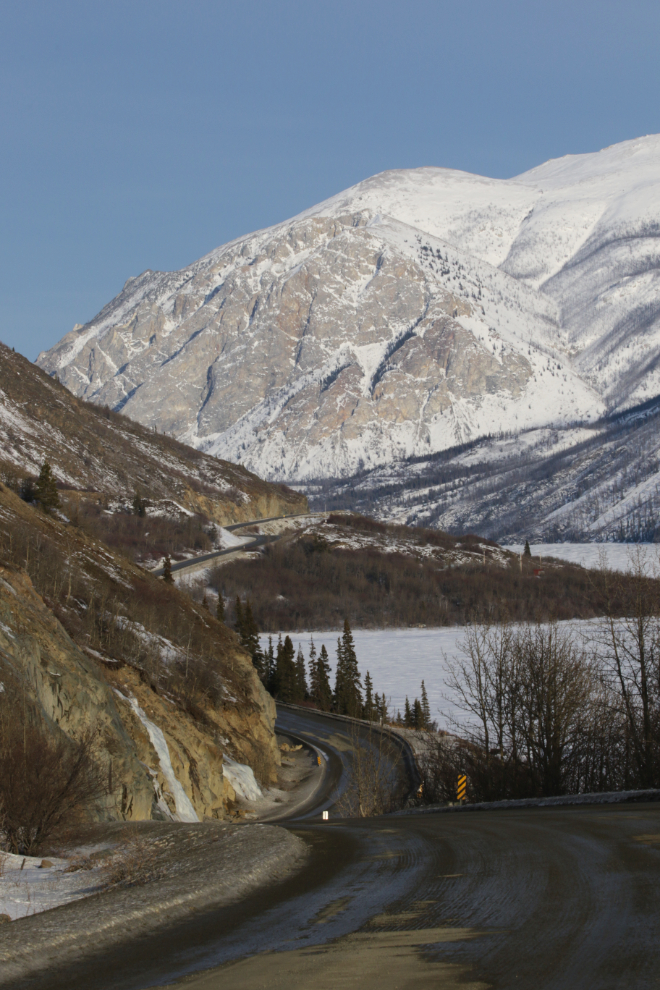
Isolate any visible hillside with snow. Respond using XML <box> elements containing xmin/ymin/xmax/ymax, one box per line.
<box><xmin>38</xmin><ymin>135</ymin><xmax>660</xmax><ymax>484</ymax></box>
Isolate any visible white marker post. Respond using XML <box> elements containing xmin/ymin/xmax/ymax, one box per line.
<box><xmin>322</xmin><ymin>810</ymin><xmax>329</xmax><ymax>821</ymax></box>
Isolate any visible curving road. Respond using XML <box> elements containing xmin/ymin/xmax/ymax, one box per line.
<box><xmin>152</xmin><ymin>512</ymin><xmax>318</xmax><ymax>578</ymax></box>
<box><xmin>24</xmin><ymin>705</ymin><xmax>660</xmax><ymax>990</ymax></box>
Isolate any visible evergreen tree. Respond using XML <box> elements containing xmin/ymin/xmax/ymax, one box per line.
<box><xmin>413</xmin><ymin>697</ymin><xmax>424</xmax><ymax>729</ymax></box>
<box><xmin>163</xmin><ymin>555</ymin><xmax>174</xmax><ymax>584</ymax></box>
<box><xmin>420</xmin><ymin>680</ymin><xmax>431</xmax><ymax>729</ymax></box>
<box><xmin>202</xmin><ymin>593</ymin><xmax>210</xmax><ymax>612</ymax></box>
<box><xmin>275</xmin><ymin>635</ymin><xmax>296</xmax><ymax>702</ymax></box>
<box><xmin>314</xmin><ymin>644</ymin><xmax>333</xmax><ymax>711</ymax></box>
<box><xmin>252</xmin><ymin>642</ymin><xmax>267</xmax><ymax>683</ymax></box>
<box><xmin>234</xmin><ymin>597</ymin><xmax>244</xmax><ymax>640</ymax></box>
<box><xmin>307</xmin><ymin>637</ymin><xmax>318</xmax><ymax>697</ymax></box>
<box><xmin>363</xmin><ymin>671</ymin><xmax>374</xmax><ymax>721</ymax></box>
<box><xmin>19</xmin><ymin>477</ymin><xmax>36</xmax><ymax>503</ymax></box>
<box><xmin>294</xmin><ymin>645</ymin><xmax>308</xmax><ymax>702</ymax></box>
<box><xmin>242</xmin><ymin>600</ymin><xmax>260</xmax><ymax>657</ymax></box>
<box><xmin>523</xmin><ymin>539</ymin><xmax>532</xmax><ymax>558</ymax></box>
<box><xmin>132</xmin><ymin>492</ymin><xmax>146</xmax><ymax>517</ymax></box>
<box><xmin>265</xmin><ymin>636</ymin><xmax>276</xmax><ymax>693</ymax></box>
<box><xmin>216</xmin><ymin>593</ymin><xmax>225</xmax><ymax>623</ymax></box>
<box><xmin>35</xmin><ymin>461</ymin><xmax>60</xmax><ymax>511</ymax></box>
<box><xmin>404</xmin><ymin>696</ymin><xmax>412</xmax><ymax>727</ymax></box>
<box><xmin>334</xmin><ymin>619</ymin><xmax>362</xmax><ymax>717</ymax></box>
<box><xmin>378</xmin><ymin>694</ymin><xmax>389</xmax><ymax>724</ymax></box>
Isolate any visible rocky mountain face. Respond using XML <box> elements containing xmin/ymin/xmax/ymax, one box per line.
<box><xmin>0</xmin><ymin>343</ymin><xmax>306</xmax><ymax>526</ymax></box>
<box><xmin>0</xmin><ymin>480</ymin><xmax>279</xmax><ymax>824</ymax></box>
<box><xmin>38</xmin><ymin>135</ymin><xmax>660</xmax><ymax>483</ymax></box>
<box><xmin>0</xmin><ymin>351</ymin><xmax>294</xmax><ymax>825</ymax></box>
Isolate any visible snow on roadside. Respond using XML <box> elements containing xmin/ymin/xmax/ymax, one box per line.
<box><xmin>116</xmin><ymin>692</ymin><xmax>199</xmax><ymax>823</ymax></box>
<box><xmin>0</xmin><ymin>852</ymin><xmax>101</xmax><ymax>921</ymax></box>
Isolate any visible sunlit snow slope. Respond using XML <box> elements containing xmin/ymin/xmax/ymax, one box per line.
<box><xmin>39</xmin><ymin>135</ymin><xmax>660</xmax><ymax>481</ymax></box>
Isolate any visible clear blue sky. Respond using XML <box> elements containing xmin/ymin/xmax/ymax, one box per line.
<box><xmin>2</xmin><ymin>0</ymin><xmax>660</xmax><ymax>360</ymax></box>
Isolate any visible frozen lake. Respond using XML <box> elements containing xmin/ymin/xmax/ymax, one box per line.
<box><xmin>503</xmin><ymin>543</ymin><xmax>658</xmax><ymax>574</ymax></box>
<box><xmin>265</xmin><ymin>618</ymin><xmax>607</xmax><ymax>732</ymax></box>
<box><xmin>264</xmin><ymin>545</ymin><xmax>659</xmax><ymax>731</ymax></box>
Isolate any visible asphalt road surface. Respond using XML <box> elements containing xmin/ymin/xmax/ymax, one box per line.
<box><xmin>22</xmin><ymin>709</ymin><xmax>660</xmax><ymax>990</ymax></box>
<box><xmin>152</xmin><ymin>512</ymin><xmax>316</xmax><ymax>577</ymax></box>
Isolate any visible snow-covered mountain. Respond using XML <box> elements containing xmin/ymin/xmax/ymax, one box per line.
<box><xmin>302</xmin><ymin>395</ymin><xmax>660</xmax><ymax>543</ymax></box>
<box><xmin>38</xmin><ymin>135</ymin><xmax>660</xmax><ymax>482</ymax></box>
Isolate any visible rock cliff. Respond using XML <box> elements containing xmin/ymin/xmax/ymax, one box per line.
<box><xmin>0</xmin><ymin>481</ymin><xmax>280</xmax><ymax>823</ymax></box>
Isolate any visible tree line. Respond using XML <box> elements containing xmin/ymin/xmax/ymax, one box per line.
<box><xmin>419</xmin><ymin>556</ymin><xmax>660</xmax><ymax>803</ymax></box>
<box><xmin>229</xmin><ymin>594</ymin><xmax>435</xmax><ymax>729</ymax></box>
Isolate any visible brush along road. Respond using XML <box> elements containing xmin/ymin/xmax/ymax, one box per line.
<box><xmin>7</xmin><ymin>705</ymin><xmax>660</xmax><ymax>990</ymax></box>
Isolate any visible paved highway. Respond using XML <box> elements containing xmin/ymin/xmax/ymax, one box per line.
<box><xmin>27</xmin><ymin>706</ymin><xmax>660</xmax><ymax>990</ymax></box>
<box><xmin>152</xmin><ymin>511</ymin><xmax>318</xmax><ymax>577</ymax></box>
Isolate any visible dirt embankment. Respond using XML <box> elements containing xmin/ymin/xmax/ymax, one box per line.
<box><xmin>0</xmin><ymin>821</ymin><xmax>308</xmax><ymax>987</ymax></box>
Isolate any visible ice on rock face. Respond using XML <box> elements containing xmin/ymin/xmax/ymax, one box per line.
<box><xmin>222</xmin><ymin>755</ymin><xmax>262</xmax><ymax>803</ymax></box>
<box><xmin>37</xmin><ymin>135</ymin><xmax>660</xmax><ymax>482</ymax></box>
<box><xmin>122</xmin><ymin>694</ymin><xmax>199</xmax><ymax>822</ymax></box>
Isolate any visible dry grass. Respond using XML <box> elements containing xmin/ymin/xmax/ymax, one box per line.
<box><xmin>96</xmin><ymin>834</ymin><xmax>164</xmax><ymax>888</ymax></box>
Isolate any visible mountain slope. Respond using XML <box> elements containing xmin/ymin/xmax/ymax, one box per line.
<box><xmin>38</xmin><ymin>135</ymin><xmax>660</xmax><ymax>481</ymax></box>
<box><xmin>304</xmin><ymin>395</ymin><xmax>660</xmax><ymax>543</ymax></box>
<box><xmin>0</xmin><ymin>342</ymin><xmax>305</xmax><ymax>523</ymax></box>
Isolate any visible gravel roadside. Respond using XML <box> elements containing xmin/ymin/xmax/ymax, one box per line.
<box><xmin>0</xmin><ymin>821</ymin><xmax>307</xmax><ymax>986</ymax></box>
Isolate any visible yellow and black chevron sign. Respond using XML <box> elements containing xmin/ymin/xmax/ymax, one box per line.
<box><xmin>457</xmin><ymin>775</ymin><xmax>467</xmax><ymax>801</ymax></box>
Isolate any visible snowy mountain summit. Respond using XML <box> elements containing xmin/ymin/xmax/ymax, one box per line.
<box><xmin>39</xmin><ymin>135</ymin><xmax>660</xmax><ymax>481</ymax></box>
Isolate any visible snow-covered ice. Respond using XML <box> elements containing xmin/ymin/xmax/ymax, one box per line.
<box><xmin>222</xmin><ymin>755</ymin><xmax>263</xmax><ymax>803</ymax></box>
<box><xmin>503</xmin><ymin>543</ymin><xmax>660</xmax><ymax>574</ymax></box>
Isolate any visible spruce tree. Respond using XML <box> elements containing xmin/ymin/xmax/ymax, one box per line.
<box><xmin>294</xmin><ymin>645</ymin><xmax>308</xmax><ymax>702</ymax></box>
<box><xmin>216</xmin><ymin>593</ymin><xmax>225</xmax><ymax>623</ymax></box>
<box><xmin>307</xmin><ymin>637</ymin><xmax>318</xmax><ymax>700</ymax></box>
<box><xmin>275</xmin><ymin>635</ymin><xmax>296</xmax><ymax>702</ymax></box>
<box><xmin>252</xmin><ymin>642</ymin><xmax>266</xmax><ymax>682</ymax></box>
<box><xmin>265</xmin><ymin>635</ymin><xmax>276</xmax><ymax>694</ymax></box>
<box><xmin>163</xmin><ymin>555</ymin><xmax>174</xmax><ymax>584</ymax></box>
<box><xmin>35</xmin><ymin>461</ymin><xmax>60</xmax><ymax>511</ymax></box>
<box><xmin>202</xmin><ymin>593</ymin><xmax>209</xmax><ymax>612</ymax></box>
<box><xmin>420</xmin><ymin>681</ymin><xmax>431</xmax><ymax>729</ymax></box>
<box><xmin>378</xmin><ymin>694</ymin><xmax>389</xmax><ymax>724</ymax></box>
<box><xmin>132</xmin><ymin>492</ymin><xmax>146</xmax><ymax>517</ymax></box>
<box><xmin>334</xmin><ymin>619</ymin><xmax>362</xmax><ymax>717</ymax></box>
<box><xmin>234</xmin><ymin>597</ymin><xmax>244</xmax><ymax>640</ymax></box>
<box><xmin>413</xmin><ymin>697</ymin><xmax>424</xmax><ymax>729</ymax></box>
<box><xmin>404</xmin><ymin>696</ymin><xmax>412</xmax><ymax>727</ymax></box>
<box><xmin>523</xmin><ymin>539</ymin><xmax>532</xmax><ymax>558</ymax></box>
<box><xmin>363</xmin><ymin>671</ymin><xmax>374</xmax><ymax>721</ymax></box>
<box><xmin>242</xmin><ymin>600</ymin><xmax>260</xmax><ymax>656</ymax></box>
<box><xmin>315</xmin><ymin>644</ymin><xmax>333</xmax><ymax>711</ymax></box>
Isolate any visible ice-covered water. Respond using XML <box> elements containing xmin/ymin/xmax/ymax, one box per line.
<box><xmin>503</xmin><ymin>543</ymin><xmax>659</xmax><ymax>574</ymax></box>
<box><xmin>266</xmin><ymin>617</ymin><xmax>609</xmax><ymax>732</ymax></box>
<box><xmin>265</xmin><ymin>628</ymin><xmax>486</xmax><ymax>731</ymax></box>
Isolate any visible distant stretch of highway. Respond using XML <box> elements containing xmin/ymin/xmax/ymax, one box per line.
<box><xmin>151</xmin><ymin>511</ymin><xmax>317</xmax><ymax>577</ymax></box>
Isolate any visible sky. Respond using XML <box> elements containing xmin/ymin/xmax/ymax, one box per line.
<box><xmin>2</xmin><ymin>0</ymin><xmax>660</xmax><ymax>360</ymax></box>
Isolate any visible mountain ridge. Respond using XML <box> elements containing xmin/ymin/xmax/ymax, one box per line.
<box><xmin>38</xmin><ymin>134</ymin><xmax>660</xmax><ymax>483</ymax></box>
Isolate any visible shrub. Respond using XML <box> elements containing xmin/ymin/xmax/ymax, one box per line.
<box><xmin>0</xmin><ymin>702</ymin><xmax>106</xmax><ymax>855</ymax></box>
